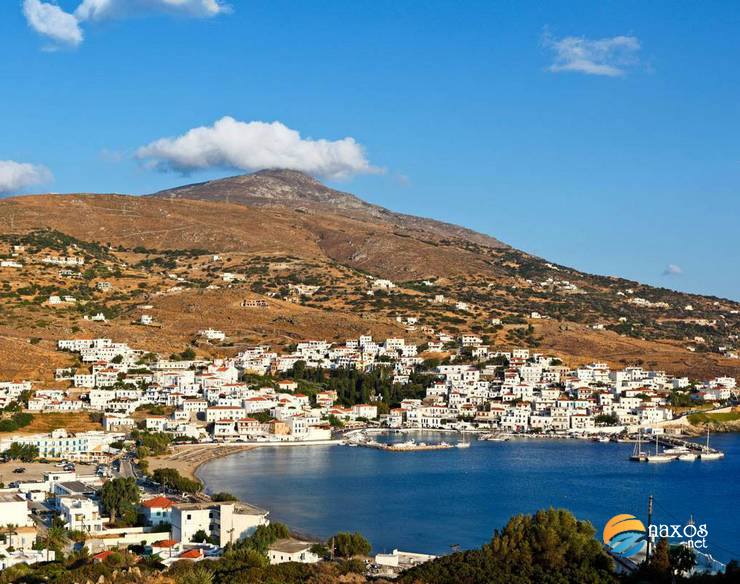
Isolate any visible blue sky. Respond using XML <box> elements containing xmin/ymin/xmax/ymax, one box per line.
<box><xmin>2</xmin><ymin>1</ymin><xmax>739</xmax><ymax>300</ymax></box>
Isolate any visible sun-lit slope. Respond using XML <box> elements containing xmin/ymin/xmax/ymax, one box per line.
<box><xmin>0</xmin><ymin>175</ymin><xmax>738</xmax><ymax>382</ymax></box>
<box><xmin>0</xmin><ymin>194</ymin><xmax>324</xmax><ymax>257</ymax></box>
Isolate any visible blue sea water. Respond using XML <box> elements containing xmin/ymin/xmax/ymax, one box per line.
<box><xmin>197</xmin><ymin>432</ymin><xmax>740</xmax><ymax>563</ymax></box>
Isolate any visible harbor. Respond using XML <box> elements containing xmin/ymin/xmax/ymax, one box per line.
<box><xmin>629</xmin><ymin>430</ymin><xmax>725</xmax><ymax>463</ymax></box>
<box><xmin>197</xmin><ymin>431</ymin><xmax>740</xmax><ymax>563</ymax></box>
<box><xmin>343</xmin><ymin>429</ymin><xmax>471</xmax><ymax>451</ymax></box>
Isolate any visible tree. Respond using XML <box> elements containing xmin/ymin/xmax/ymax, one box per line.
<box><xmin>669</xmin><ymin>544</ymin><xmax>696</xmax><ymax>577</ymax></box>
<box><xmin>100</xmin><ymin>477</ymin><xmax>140</xmax><ymax>526</ymax></box>
<box><xmin>211</xmin><ymin>492</ymin><xmax>238</xmax><ymax>502</ymax></box>
<box><xmin>332</xmin><ymin>532</ymin><xmax>371</xmax><ymax>558</ymax></box>
<box><xmin>151</xmin><ymin>468</ymin><xmax>202</xmax><ymax>493</ymax></box>
<box><xmin>192</xmin><ymin>529</ymin><xmax>216</xmax><ymax>545</ymax></box>
<box><xmin>400</xmin><ymin>509</ymin><xmax>617</xmax><ymax>584</ymax></box>
<box><xmin>650</xmin><ymin>537</ymin><xmax>671</xmax><ymax>575</ymax></box>
<box><xmin>3</xmin><ymin>443</ymin><xmax>39</xmax><ymax>462</ymax></box>
<box><xmin>44</xmin><ymin>524</ymin><xmax>70</xmax><ymax>556</ymax></box>
<box><xmin>594</xmin><ymin>413</ymin><xmax>619</xmax><ymax>426</ymax></box>
<box><xmin>177</xmin><ymin>564</ymin><xmax>214</xmax><ymax>584</ymax></box>
<box><xmin>1</xmin><ymin>524</ymin><xmax>18</xmax><ymax>549</ymax></box>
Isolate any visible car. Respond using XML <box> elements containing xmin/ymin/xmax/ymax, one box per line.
<box><xmin>13</xmin><ymin>467</ymin><xmax>26</xmax><ymax>473</ymax></box>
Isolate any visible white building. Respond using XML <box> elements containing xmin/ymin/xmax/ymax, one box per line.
<box><xmin>268</xmin><ymin>539</ymin><xmax>320</xmax><ymax>565</ymax></box>
<box><xmin>171</xmin><ymin>502</ymin><xmax>269</xmax><ymax>547</ymax></box>
<box><xmin>59</xmin><ymin>496</ymin><xmax>105</xmax><ymax>533</ymax></box>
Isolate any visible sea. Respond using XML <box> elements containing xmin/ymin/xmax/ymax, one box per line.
<box><xmin>197</xmin><ymin>432</ymin><xmax>740</xmax><ymax>564</ymax></box>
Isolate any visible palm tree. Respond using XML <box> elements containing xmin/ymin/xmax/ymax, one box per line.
<box><xmin>3</xmin><ymin>524</ymin><xmax>18</xmax><ymax>549</ymax></box>
<box><xmin>45</xmin><ymin>525</ymin><xmax>70</xmax><ymax>552</ymax></box>
<box><xmin>178</xmin><ymin>565</ymin><xmax>214</xmax><ymax>584</ymax></box>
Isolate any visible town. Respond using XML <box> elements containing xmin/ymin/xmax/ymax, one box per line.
<box><xmin>0</xmin><ymin>330</ymin><xmax>736</xmax><ymax>573</ymax></box>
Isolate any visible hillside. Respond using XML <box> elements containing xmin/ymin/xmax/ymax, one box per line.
<box><xmin>0</xmin><ymin>170</ymin><xmax>738</xmax><ymax>382</ymax></box>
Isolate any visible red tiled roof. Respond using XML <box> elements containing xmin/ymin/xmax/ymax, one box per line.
<box><xmin>179</xmin><ymin>548</ymin><xmax>203</xmax><ymax>559</ymax></box>
<box><xmin>142</xmin><ymin>496</ymin><xmax>173</xmax><ymax>509</ymax></box>
<box><xmin>93</xmin><ymin>550</ymin><xmax>113</xmax><ymax>561</ymax></box>
<box><xmin>153</xmin><ymin>539</ymin><xmax>178</xmax><ymax>548</ymax></box>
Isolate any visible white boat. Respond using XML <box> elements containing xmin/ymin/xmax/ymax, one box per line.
<box><xmin>664</xmin><ymin>446</ymin><xmax>690</xmax><ymax>455</ymax></box>
<box><xmin>700</xmin><ymin>431</ymin><xmax>724</xmax><ymax>460</ymax></box>
<box><xmin>455</xmin><ymin>442</ymin><xmax>471</xmax><ymax>448</ymax></box>
<box><xmin>646</xmin><ymin>434</ymin><xmax>675</xmax><ymax>463</ymax></box>
<box><xmin>647</xmin><ymin>455</ymin><xmax>674</xmax><ymax>463</ymax></box>
<box><xmin>630</xmin><ymin>430</ymin><xmax>647</xmax><ymax>461</ymax></box>
<box><xmin>480</xmin><ymin>433</ymin><xmax>510</xmax><ymax>442</ymax></box>
<box><xmin>678</xmin><ymin>452</ymin><xmax>698</xmax><ymax>461</ymax></box>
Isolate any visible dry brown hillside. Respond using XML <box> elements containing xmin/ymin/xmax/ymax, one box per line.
<box><xmin>0</xmin><ymin>170</ymin><xmax>738</xmax><ymax>381</ymax></box>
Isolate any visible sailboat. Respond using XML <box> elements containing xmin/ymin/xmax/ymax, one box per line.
<box><xmin>646</xmin><ymin>434</ymin><xmax>675</xmax><ymax>463</ymax></box>
<box><xmin>700</xmin><ymin>430</ymin><xmax>724</xmax><ymax>460</ymax></box>
<box><xmin>630</xmin><ymin>430</ymin><xmax>648</xmax><ymax>461</ymax></box>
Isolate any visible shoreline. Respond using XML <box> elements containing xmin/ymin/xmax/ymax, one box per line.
<box><xmin>148</xmin><ymin>439</ymin><xmax>343</xmax><ymax>482</ymax></box>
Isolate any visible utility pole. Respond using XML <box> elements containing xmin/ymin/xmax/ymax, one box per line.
<box><xmin>646</xmin><ymin>495</ymin><xmax>654</xmax><ymax>561</ymax></box>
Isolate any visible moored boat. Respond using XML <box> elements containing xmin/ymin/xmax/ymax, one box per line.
<box><xmin>646</xmin><ymin>434</ymin><xmax>675</xmax><ymax>463</ymax></box>
<box><xmin>629</xmin><ymin>430</ymin><xmax>648</xmax><ymax>461</ymax></box>
<box><xmin>699</xmin><ymin>430</ymin><xmax>724</xmax><ymax>460</ymax></box>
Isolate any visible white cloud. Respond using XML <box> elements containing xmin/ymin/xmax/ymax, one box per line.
<box><xmin>543</xmin><ymin>32</ymin><xmax>640</xmax><ymax>77</ymax></box>
<box><xmin>75</xmin><ymin>0</ymin><xmax>230</xmax><ymax>21</ymax></box>
<box><xmin>22</xmin><ymin>0</ymin><xmax>84</xmax><ymax>47</ymax></box>
<box><xmin>662</xmin><ymin>264</ymin><xmax>683</xmax><ymax>276</ymax></box>
<box><xmin>22</xmin><ymin>0</ymin><xmax>229</xmax><ymax>47</ymax></box>
<box><xmin>136</xmin><ymin>117</ymin><xmax>381</xmax><ymax>180</ymax></box>
<box><xmin>0</xmin><ymin>160</ymin><xmax>53</xmax><ymax>195</ymax></box>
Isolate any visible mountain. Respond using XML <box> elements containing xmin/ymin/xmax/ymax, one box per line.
<box><xmin>0</xmin><ymin>170</ymin><xmax>738</xmax><ymax>383</ymax></box>
<box><xmin>152</xmin><ymin>169</ymin><xmax>507</xmax><ymax>250</ymax></box>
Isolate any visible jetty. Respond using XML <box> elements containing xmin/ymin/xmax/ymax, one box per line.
<box><xmin>629</xmin><ymin>430</ymin><xmax>724</xmax><ymax>462</ymax></box>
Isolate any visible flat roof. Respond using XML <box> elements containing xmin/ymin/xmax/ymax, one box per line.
<box><xmin>268</xmin><ymin>538</ymin><xmax>314</xmax><ymax>554</ymax></box>
<box><xmin>0</xmin><ymin>492</ymin><xmax>24</xmax><ymax>503</ymax></box>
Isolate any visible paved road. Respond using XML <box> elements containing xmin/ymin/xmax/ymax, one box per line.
<box><xmin>118</xmin><ymin>457</ymin><xmax>136</xmax><ymax>479</ymax></box>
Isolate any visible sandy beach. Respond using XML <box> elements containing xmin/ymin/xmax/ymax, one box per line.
<box><xmin>146</xmin><ymin>443</ymin><xmax>258</xmax><ymax>481</ymax></box>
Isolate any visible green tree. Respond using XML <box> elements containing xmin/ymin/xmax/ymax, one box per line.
<box><xmin>100</xmin><ymin>477</ymin><xmax>140</xmax><ymax>526</ymax></box>
<box><xmin>211</xmin><ymin>492</ymin><xmax>239</xmax><ymax>502</ymax></box>
<box><xmin>151</xmin><ymin>468</ymin><xmax>202</xmax><ymax>493</ymax></box>
<box><xmin>177</xmin><ymin>564</ymin><xmax>214</xmax><ymax>584</ymax></box>
<box><xmin>669</xmin><ymin>544</ymin><xmax>697</xmax><ymax>577</ymax></box>
<box><xmin>332</xmin><ymin>532</ymin><xmax>371</xmax><ymax>558</ymax></box>
<box><xmin>3</xmin><ymin>443</ymin><xmax>39</xmax><ymax>462</ymax></box>
<box><xmin>401</xmin><ymin>509</ymin><xmax>617</xmax><ymax>584</ymax></box>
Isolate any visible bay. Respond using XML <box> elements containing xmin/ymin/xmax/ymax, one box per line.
<box><xmin>197</xmin><ymin>432</ymin><xmax>740</xmax><ymax>563</ymax></box>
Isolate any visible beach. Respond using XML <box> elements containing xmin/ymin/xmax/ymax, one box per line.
<box><xmin>146</xmin><ymin>443</ymin><xmax>258</xmax><ymax>481</ymax></box>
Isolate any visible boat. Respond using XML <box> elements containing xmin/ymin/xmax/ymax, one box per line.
<box><xmin>700</xmin><ymin>430</ymin><xmax>724</xmax><ymax>460</ymax></box>
<box><xmin>480</xmin><ymin>432</ymin><xmax>510</xmax><ymax>442</ymax></box>
<box><xmin>455</xmin><ymin>441</ymin><xmax>471</xmax><ymax>448</ymax></box>
<box><xmin>678</xmin><ymin>452</ymin><xmax>698</xmax><ymax>461</ymax></box>
<box><xmin>647</xmin><ymin>455</ymin><xmax>674</xmax><ymax>463</ymax></box>
<box><xmin>630</xmin><ymin>430</ymin><xmax>648</xmax><ymax>462</ymax></box>
<box><xmin>646</xmin><ymin>434</ymin><xmax>675</xmax><ymax>463</ymax></box>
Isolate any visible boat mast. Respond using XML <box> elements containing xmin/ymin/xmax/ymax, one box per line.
<box><xmin>646</xmin><ymin>494</ymin><xmax>654</xmax><ymax>560</ymax></box>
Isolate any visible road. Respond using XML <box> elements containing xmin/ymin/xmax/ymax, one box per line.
<box><xmin>117</xmin><ymin>457</ymin><xmax>137</xmax><ymax>479</ymax></box>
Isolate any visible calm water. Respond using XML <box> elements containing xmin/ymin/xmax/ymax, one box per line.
<box><xmin>197</xmin><ymin>432</ymin><xmax>740</xmax><ymax>562</ymax></box>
